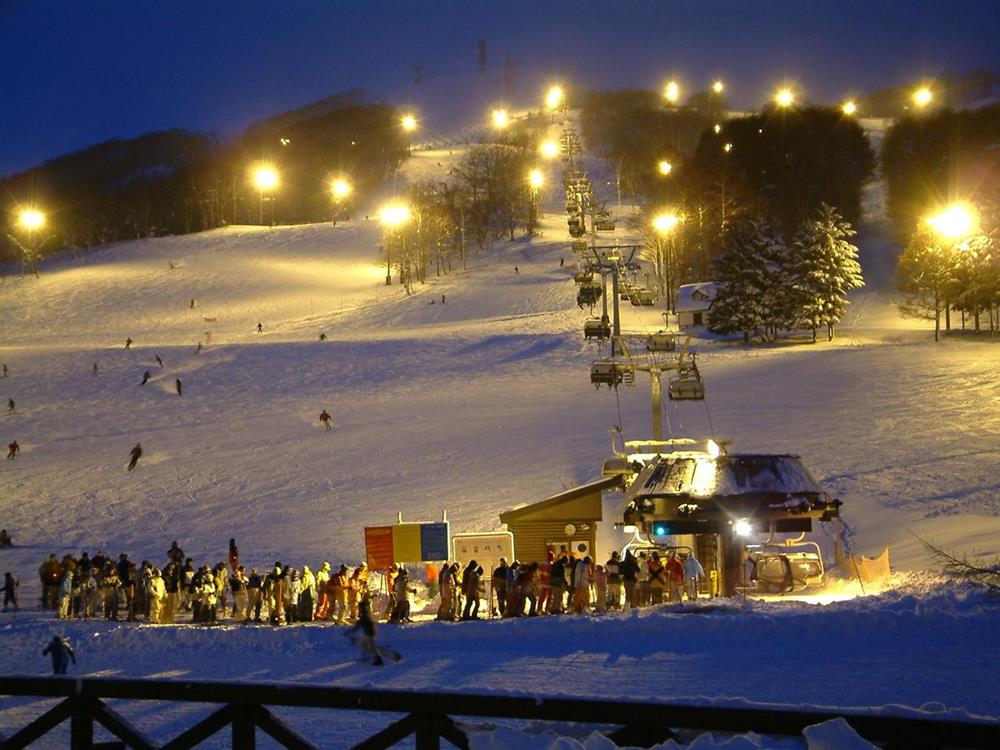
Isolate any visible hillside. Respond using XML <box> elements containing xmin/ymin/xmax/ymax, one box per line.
<box><xmin>1</xmin><ymin>93</ymin><xmax>999</xmax><ymax>747</ymax></box>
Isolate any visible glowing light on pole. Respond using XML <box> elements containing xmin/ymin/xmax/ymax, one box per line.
<box><xmin>401</xmin><ymin>114</ymin><xmax>417</xmax><ymax>132</ymax></box>
<box><xmin>657</xmin><ymin>160</ymin><xmax>673</xmax><ymax>176</ymax></box>
<box><xmin>775</xmin><ymin>87</ymin><xmax>795</xmax><ymax>108</ymax></box>
<box><xmin>723</xmin><ymin>142</ymin><xmax>733</xmax><ymax>153</ymax></box>
<box><xmin>653</xmin><ymin>212</ymin><xmax>680</xmax><ymax>235</ymax></box>
<box><xmin>18</xmin><ymin>208</ymin><xmax>45</xmax><ymax>231</ymax></box>
<box><xmin>491</xmin><ymin>109</ymin><xmax>510</xmax><ymax>129</ymax></box>
<box><xmin>664</xmin><ymin>80</ymin><xmax>680</xmax><ymax>105</ymax></box>
<box><xmin>528</xmin><ymin>169</ymin><xmax>544</xmax><ymax>189</ymax></box>
<box><xmin>545</xmin><ymin>85</ymin><xmax>564</xmax><ymax>110</ymax></box>
<box><xmin>913</xmin><ymin>86</ymin><xmax>933</xmax><ymax>108</ymax></box>
<box><xmin>331</xmin><ymin>178</ymin><xmax>352</xmax><ymax>200</ymax></box>
<box><xmin>712</xmin><ymin>80</ymin><xmax>724</xmax><ymax>94</ymax></box>
<box><xmin>539</xmin><ymin>140</ymin><xmax>559</xmax><ymax>159</ymax></box>
<box><xmin>252</xmin><ymin>165</ymin><xmax>278</xmax><ymax>226</ymax></box>
<box><xmin>926</xmin><ymin>202</ymin><xmax>978</xmax><ymax>241</ymax></box>
<box><xmin>841</xmin><ymin>100</ymin><xmax>857</xmax><ymax>116</ymax></box>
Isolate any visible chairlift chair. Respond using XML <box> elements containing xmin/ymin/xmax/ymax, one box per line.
<box><xmin>590</xmin><ymin>359</ymin><xmax>625</xmax><ymax>388</ymax></box>
<box><xmin>577</xmin><ymin>282</ymin><xmax>602</xmax><ymax>307</ymax></box>
<box><xmin>571</xmin><ymin>241</ymin><xmax>589</xmax><ymax>254</ymax></box>
<box><xmin>574</xmin><ymin>269</ymin><xmax>593</xmax><ymax>284</ymax></box>
<box><xmin>630</xmin><ymin>288</ymin><xmax>656</xmax><ymax>306</ymax></box>
<box><xmin>646</xmin><ymin>331</ymin><xmax>676</xmax><ymax>352</ymax></box>
<box><xmin>745</xmin><ymin>541</ymin><xmax>826</xmax><ymax>594</ymax></box>
<box><xmin>584</xmin><ymin>317</ymin><xmax>612</xmax><ymax>340</ymax></box>
<box><xmin>668</xmin><ymin>367</ymin><xmax>705</xmax><ymax>400</ymax></box>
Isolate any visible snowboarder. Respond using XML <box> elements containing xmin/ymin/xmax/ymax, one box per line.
<box><xmin>189</xmin><ymin>299</ymin><xmax>195</xmax><ymax>309</ymax></box>
<box><xmin>155</xmin><ymin>354</ymin><xmax>163</xmax><ymax>368</ymax></box>
<box><xmin>42</xmin><ymin>636</ymin><xmax>76</xmax><ymax>674</ymax></box>
<box><xmin>256</xmin><ymin>322</ymin><xmax>263</xmax><ymax>334</ymax></box>
<box><xmin>7</xmin><ymin>398</ymin><xmax>13</xmax><ymax>413</ymax></box>
<box><xmin>140</xmin><ymin>371</ymin><xmax>151</xmax><ymax>385</ymax></box>
<box><xmin>6</xmin><ymin>440</ymin><xmax>19</xmax><ymax>460</ymax></box>
<box><xmin>560</xmin><ymin>257</ymin><xmax>564</xmax><ymax>267</ymax></box>
<box><xmin>127</xmin><ymin>443</ymin><xmax>142</xmax><ymax>471</ymax></box>
<box><xmin>319</xmin><ymin>333</ymin><xmax>327</xmax><ymax>341</ymax></box>
<box><xmin>175</xmin><ymin>378</ymin><xmax>182</xmax><ymax>396</ymax></box>
<box><xmin>514</xmin><ymin>266</ymin><xmax>519</xmax><ymax>275</ymax></box>
<box><xmin>319</xmin><ymin>410</ymin><xmax>332</xmax><ymax>431</ymax></box>
<box><xmin>93</xmin><ymin>362</ymin><xmax>98</xmax><ymax>376</ymax></box>
<box><xmin>195</xmin><ymin>342</ymin><xmax>202</xmax><ymax>354</ymax></box>
<box><xmin>345</xmin><ymin>594</ymin><xmax>399</xmax><ymax>666</ymax></box>
<box><xmin>124</xmin><ymin>338</ymin><xmax>132</xmax><ymax>349</ymax></box>
<box><xmin>2</xmin><ymin>572</ymin><xmax>18</xmax><ymax>612</ymax></box>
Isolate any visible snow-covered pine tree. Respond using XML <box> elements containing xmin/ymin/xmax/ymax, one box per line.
<box><xmin>787</xmin><ymin>203</ymin><xmax>864</xmax><ymax>341</ymax></box>
<box><xmin>709</xmin><ymin>216</ymin><xmax>783</xmax><ymax>342</ymax></box>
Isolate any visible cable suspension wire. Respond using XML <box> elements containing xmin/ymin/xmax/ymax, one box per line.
<box><xmin>615</xmin><ymin>383</ymin><xmax>626</xmax><ymax>443</ymax></box>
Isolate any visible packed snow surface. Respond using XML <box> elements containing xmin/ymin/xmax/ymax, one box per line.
<box><xmin>2</xmin><ymin>109</ymin><xmax>1000</xmax><ymax>747</ymax></box>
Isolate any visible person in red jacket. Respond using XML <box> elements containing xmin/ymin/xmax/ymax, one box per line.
<box><xmin>664</xmin><ymin>551</ymin><xmax>685</xmax><ymax>603</ymax></box>
<box><xmin>7</xmin><ymin>441</ymin><xmax>19</xmax><ymax>460</ymax></box>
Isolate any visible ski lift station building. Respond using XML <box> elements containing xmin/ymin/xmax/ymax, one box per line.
<box><xmin>499</xmin><ymin>476</ymin><xmax>624</xmax><ymax>564</ymax></box>
<box><xmin>675</xmin><ymin>282</ymin><xmax>717</xmax><ymax>328</ymax></box>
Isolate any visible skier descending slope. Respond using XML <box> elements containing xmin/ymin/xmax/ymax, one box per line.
<box><xmin>345</xmin><ymin>593</ymin><xmax>400</xmax><ymax>666</ymax></box>
<box><xmin>319</xmin><ymin>410</ymin><xmax>332</xmax><ymax>431</ymax></box>
<box><xmin>127</xmin><ymin>443</ymin><xmax>142</xmax><ymax>471</ymax></box>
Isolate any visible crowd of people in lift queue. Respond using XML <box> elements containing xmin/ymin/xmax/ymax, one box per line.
<box><xmin>23</xmin><ymin>539</ymin><xmax>706</xmax><ymax>627</ymax></box>
<box><xmin>33</xmin><ymin>540</ymin><xmax>380</xmax><ymax>626</ymax></box>
<box><xmin>436</xmin><ymin>548</ymin><xmax>706</xmax><ymax>620</ymax></box>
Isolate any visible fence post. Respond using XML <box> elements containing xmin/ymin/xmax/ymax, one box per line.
<box><xmin>414</xmin><ymin>713</ymin><xmax>441</xmax><ymax>750</ymax></box>
<box><xmin>71</xmin><ymin>679</ymin><xmax>93</xmax><ymax>749</ymax></box>
<box><xmin>232</xmin><ymin>703</ymin><xmax>256</xmax><ymax>749</ymax></box>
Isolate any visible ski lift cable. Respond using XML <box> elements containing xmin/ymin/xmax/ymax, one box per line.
<box><xmin>615</xmin><ymin>382</ymin><xmax>627</xmax><ymax>443</ymax></box>
<box><xmin>702</xmin><ymin>382</ymin><xmax>718</xmax><ymax>443</ymax></box>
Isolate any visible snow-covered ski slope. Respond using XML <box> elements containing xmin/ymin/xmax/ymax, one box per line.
<box><xmin>1</xmin><ymin>75</ymin><xmax>999</xmax><ymax>745</ymax></box>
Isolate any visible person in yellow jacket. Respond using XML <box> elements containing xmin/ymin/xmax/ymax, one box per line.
<box><xmin>331</xmin><ymin>565</ymin><xmax>350</xmax><ymax>624</ymax></box>
<box><xmin>348</xmin><ymin>563</ymin><xmax>369</xmax><ymax>620</ymax></box>
<box><xmin>148</xmin><ymin>569</ymin><xmax>166</xmax><ymax>624</ymax></box>
<box><xmin>314</xmin><ymin>562</ymin><xmax>332</xmax><ymax>619</ymax></box>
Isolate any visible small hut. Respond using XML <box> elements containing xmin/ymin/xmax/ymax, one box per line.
<box><xmin>499</xmin><ymin>476</ymin><xmax>622</xmax><ymax>564</ymax></box>
<box><xmin>675</xmin><ymin>282</ymin><xmax>717</xmax><ymax>328</ymax></box>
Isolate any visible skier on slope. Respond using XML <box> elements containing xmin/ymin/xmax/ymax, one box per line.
<box><xmin>345</xmin><ymin>593</ymin><xmax>399</xmax><ymax>666</ymax></box>
<box><xmin>155</xmin><ymin>354</ymin><xmax>163</xmax><ymax>368</ymax></box>
<box><xmin>175</xmin><ymin>378</ymin><xmax>182</xmax><ymax>396</ymax></box>
<box><xmin>42</xmin><ymin>636</ymin><xmax>76</xmax><ymax>674</ymax></box>
<box><xmin>319</xmin><ymin>410</ymin><xmax>332</xmax><ymax>431</ymax></box>
<box><xmin>7</xmin><ymin>398</ymin><xmax>14</xmax><ymax>413</ymax></box>
<box><xmin>7</xmin><ymin>440</ymin><xmax>19</xmax><ymax>460</ymax></box>
<box><xmin>140</xmin><ymin>371</ymin><xmax>151</xmax><ymax>385</ymax></box>
<box><xmin>127</xmin><ymin>443</ymin><xmax>142</xmax><ymax>471</ymax></box>
<box><xmin>124</xmin><ymin>338</ymin><xmax>132</xmax><ymax>350</ymax></box>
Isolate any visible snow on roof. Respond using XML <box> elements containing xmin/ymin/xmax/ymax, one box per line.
<box><xmin>639</xmin><ymin>454</ymin><xmax>825</xmax><ymax>500</ymax></box>
<box><xmin>674</xmin><ymin>282</ymin><xmax>717</xmax><ymax>313</ymax></box>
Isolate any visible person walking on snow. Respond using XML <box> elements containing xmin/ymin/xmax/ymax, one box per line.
<box><xmin>7</xmin><ymin>440</ymin><xmax>19</xmax><ymax>460</ymax></box>
<box><xmin>319</xmin><ymin>410</ymin><xmax>332</xmax><ymax>431</ymax></box>
<box><xmin>514</xmin><ymin>266</ymin><xmax>519</xmax><ymax>275</ymax></box>
<box><xmin>124</xmin><ymin>338</ymin><xmax>132</xmax><ymax>349</ymax></box>
<box><xmin>140</xmin><ymin>371</ymin><xmax>151</xmax><ymax>385</ymax></box>
<box><xmin>256</xmin><ymin>322</ymin><xmax>263</xmax><ymax>334</ymax></box>
<box><xmin>175</xmin><ymin>378</ymin><xmax>182</xmax><ymax>396</ymax></box>
<box><xmin>2</xmin><ymin>572</ymin><xmax>19</xmax><ymax>612</ymax></box>
<box><xmin>127</xmin><ymin>443</ymin><xmax>142</xmax><ymax>471</ymax></box>
<box><xmin>7</xmin><ymin>398</ymin><xmax>13</xmax><ymax>413</ymax></box>
<box><xmin>42</xmin><ymin>636</ymin><xmax>76</xmax><ymax>674</ymax></box>
<box><xmin>683</xmin><ymin>553</ymin><xmax>705</xmax><ymax>601</ymax></box>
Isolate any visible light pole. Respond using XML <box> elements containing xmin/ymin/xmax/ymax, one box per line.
<box><xmin>252</xmin><ymin>165</ymin><xmax>278</xmax><ymax>226</ymax></box>
<box><xmin>379</xmin><ymin>203</ymin><xmax>411</xmax><ymax>286</ymax></box>
<box><xmin>16</xmin><ymin>207</ymin><xmax>45</xmax><ymax>277</ymax></box>
<box><xmin>925</xmin><ymin>202</ymin><xmax>979</xmax><ymax>337</ymax></box>
<box><xmin>401</xmin><ymin>114</ymin><xmax>417</xmax><ymax>155</ymax></box>
<box><xmin>528</xmin><ymin>168</ymin><xmax>544</xmax><ymax>234</ymax></box>
<box><xmin>652</xmin><ymin>211</ymin><xmax>680</xmax><ymax>309</ymax></box>
<box><xmin>330</xmin><ymin>177</ymin><xmax>352</xmax><ymax>225</ymax></box>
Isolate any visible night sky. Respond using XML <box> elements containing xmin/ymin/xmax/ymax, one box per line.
<box><xmin>1</xmin><ymin>0</ymin><xmax>998</xmax><ymax>175</ymax></box>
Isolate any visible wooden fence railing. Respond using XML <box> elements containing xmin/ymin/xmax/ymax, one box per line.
<box><xmin>0</xmin><ymin>676</ymin><xmax>996</xmax><ymax>749</ymax></box>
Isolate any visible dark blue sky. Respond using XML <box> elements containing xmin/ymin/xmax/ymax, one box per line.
<box><xmin>1</xmin><ymin>0</ymin><xmax>997</xmax><ymax>175</ymax></box>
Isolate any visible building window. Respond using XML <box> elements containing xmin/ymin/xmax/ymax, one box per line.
<box><xmin>693</xmin><ymin>312</ymin><xmax>703</xmax><ymax>326</ymax></box>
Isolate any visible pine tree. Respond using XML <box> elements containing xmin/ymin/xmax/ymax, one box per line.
<box><xmin>896</xmin><ymin>227</ymin><xmax>961</xmax><ymax>341</ymax></box>
<box><xmin>709</xmin><ymin>216</ymin><xmax>783</xmax><ymax>342</ymax></box>
<box><xmin>788</xmin><ymin>204</ymin><xmax>864</xmax><ymax>341</ymax></box>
